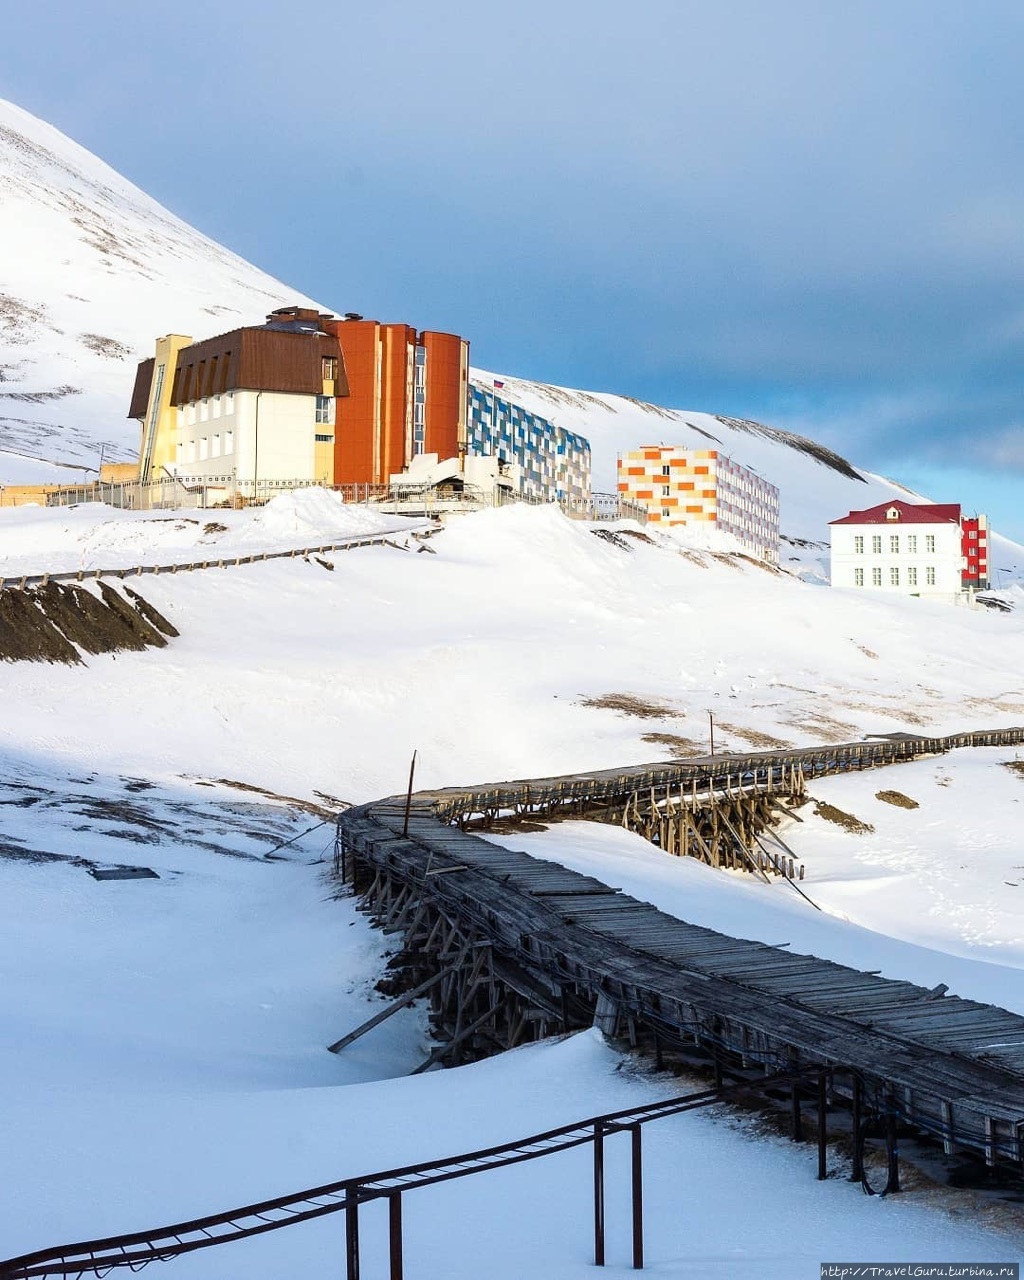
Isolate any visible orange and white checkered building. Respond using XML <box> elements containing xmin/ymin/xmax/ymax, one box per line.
<box><xmin>617</xmin><ymin>447</ymin><xmax>779</xmax><ymax>563</ymax></box>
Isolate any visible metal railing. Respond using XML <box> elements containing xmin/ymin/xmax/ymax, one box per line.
<box><xmin>0</xmin><ymin>1070</ymin><xmax>812</xmax><ymax>1280</ymax></box>
<box><xmin>0</xmin><ymin>529</ymin><xmax>429</xmax><ymax>592</ymax></box>
<box><xmin>29</xmin><ymin>479</ymin><xmax>646</xmax><ymax>524</ymax></box>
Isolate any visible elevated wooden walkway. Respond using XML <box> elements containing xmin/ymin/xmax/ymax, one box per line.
<box><xmin>337</xmin><ymin>725</ymin><xmax>1024</xmax><ymax>1176</ymax></box>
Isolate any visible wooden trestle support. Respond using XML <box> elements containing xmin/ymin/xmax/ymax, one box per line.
<box><xmin>333</xmin><ymin>724</ymin><xmax>1024</xmax><ymax>1187</ymax></box>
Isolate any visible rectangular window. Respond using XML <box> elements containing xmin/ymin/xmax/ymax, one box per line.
<box><xmin>926</xmin><ymin>566</ymin><xmax>936</xmax><ymax>585</ymax></box>
<box><xmin>871</xmin><ymin>535</ymin><xmax>882</xmax><ymax>553</ymax></box>
<box><xmin>662</xmin><ymin>507</ymin><xmax>671</xmax><ymax>518</ymax></box>
<box><xmin>322</xmin><ymin>356</ymin><xmax>338</xmax><ymax>381</ymax></box>
<box><xmin>662</xmin><ymin>485</ymin><xmax>671</xmax><ymax>497</ymax></box>
<box><xmin>854</xmin><ymin>536</ymin><xmax>864</xmax><ymax>554</ymax></box>
<box><xmin>907</xmin><ymin>566</ymin><xmax>917</xmax><ymax>586</ymax></box>
<box><xmin>661</xmin><ymin>465</ymin><xmax>671</xmax><ymax>476</ymax></box>
<box><xmin>890</xmin><ymin>535</ymin><xmax>899</xmax><ymax>554</ymax></box>
<box><xmin>925</xmin><ymin>534</ymin><xmax>936</xmax><ymax>553</ymax></box>
<box><xmin>314</xmin><ymin>433</ymin><xmax>334</xmax><ymax>443</ymax></box>
<box><xmin>854</xmin><ymin>568</ymin><xmax>864</xmax><ymax>586</ymax></box>
<box><xmin>890</xmin><ymin>566</ymin><xmax>899</xmax><ymax>586</ymax></box>
<box><xmin>906</xmin><ymin>535</ymin><xmax>917</xmax><ymax>553</ymax></box>
<box><xmin>872</xmin><ymin>567</ymin><xmax>882</xmax><ymax>586</ymax></box>
<box><xmin>315</xmin><ymin>394</ymin><xmax>335</xmax><ymax>425</ymax></box>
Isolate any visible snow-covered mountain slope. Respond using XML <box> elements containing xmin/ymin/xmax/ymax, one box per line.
<box><xmin>470</xmin><ymin>370</ymin><xmax>927</xmax><ymax>545</ymax></box>
<box><xmin>0</xmin><ymin>98</ymin><xmax>323</xmax><ymax>477</ymax></box>
<box><xmin>1</xmin><ymin>95</ymin><xmax>1018</xmax><ymax>563</ymax></box>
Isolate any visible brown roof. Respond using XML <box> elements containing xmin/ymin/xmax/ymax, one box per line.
<box><xmin>169</xmin><ymin>327</ymin><xmax>350</xmax><ymax>405</ymax></box>
<box><xmin>128</xmin><ymin>357</ymin><xmax>155</xmax><ymax>419</ymax></box>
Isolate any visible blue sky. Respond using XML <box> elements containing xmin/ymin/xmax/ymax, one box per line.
<box><xmin>3</xmin><ymin>0</ymin><xmax>1023</xmax><ymax>542</ymax></box>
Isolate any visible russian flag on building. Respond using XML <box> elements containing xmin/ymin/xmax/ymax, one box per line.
<box><xmin>493</xmin><ymin>379</ymin><xmax>504</xmax><ymax>389</ymax></box>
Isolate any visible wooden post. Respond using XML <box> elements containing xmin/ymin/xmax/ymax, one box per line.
<box><xmin>403</xmin><ymin>750</ymin><xmax>417</xmax><ymax>837</ymax></box>
<box><xmin>850</xmin><ymin>1075</ymin><xmax>863</xmax><ymax>1183</ymax></box>
<box><xmin>885</xmin><ymin>1109</ymin><xmax>900</xmax><ymax>1193</ymax></box>
<box><xmin>817</xmin><ymin>1072</ymin><xmax>828</xmax><ymax>1180</ymax></box>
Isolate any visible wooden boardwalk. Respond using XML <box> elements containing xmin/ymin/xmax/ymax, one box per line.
<box><xmin>337</xmin><ymin>725</ymin><xmax>1024</xmax><ymax>1176</ymax></box>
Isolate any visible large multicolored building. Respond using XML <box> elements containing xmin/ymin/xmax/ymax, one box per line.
<box><xmin>617</xmin><ymin>446</ymin><xmax>779</xmax><ymax>562</ymax></box>
<box><xmin>465</xmin><ymin>383</ymin><xmax>591</xmax><ymax>505</ymax></box>
<box><xmin>829</xmin><ymin>500</ymin><xmax>989</xmax><ymax>599</ymax></box>
<box><xmin>128</xmin><ymin>308</ymin><xmax>589</xmax><ymax>506</ymax></box>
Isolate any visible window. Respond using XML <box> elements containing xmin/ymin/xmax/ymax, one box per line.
<box><xmin>854</xmin><ymin>568</ymin><xmax>864</xmax><ymax>586</ymax></box>
<box><xmin>322</xmin><ymin>356</ymin><xmax>338</xmax><ymax>381</ymax></box>
<box><xmin>854</xmin><ymin>535</ymin><xmax>864</xmax><ymax>554</ymax></box>
<box><xmin>662</xmin><ymin>485</ymin><xmax>671</xmax><ymax>497</ymax></box>
<box><xmin>315</xmin><ymin>433</ymin><xmax>334</xmax><ymax>444</ymax></box>
<box><xmin>315</xmin><ymin>394</ymin><xmax>335</xmax><ymax>425</ymax></box>
<box><xmin>925</xmin><ymin>534</ymin><xmax>936</xmax><ymax>553</ymax></box>
<box><xmin>661</xmin><ymin>507</ymin><xmax>671</xmax><ymax>518</ymax></box>
<box><xmin>661</xmin><ymin>465</ymin><xmax>671</xmax><ymax>477</ymax></box>
<box><xmin>906</xmin><ymin>535</ymin><xmax>917</xmax><ymax>553</ymax></box>
<box><xmin>926</xmin><ymin>566</ymin><xmax>936</xmax><ymax>586</ymax></box>
<box><xmin>890</xmin><ymin>566</ymin><xmax>899</xmax><ymax>586</ymax></box>
<box><xmin>871</xmin><ymin>535</ymin><xmax>882</xmax><ymax>553</ymax></box>
<box><xmin>890</xmin><ymin>535</ymin><xmax>899</xmax><ymax>554</ymax></box>
<box><xmin>872</xmin><ymin>567</ymin><xmax>882</xmax><ymax>586</ymax></box>
<box><xmin>907</xmin><ymin>567</ymin><xmax>917</xmax><ymax>586</ymax></box>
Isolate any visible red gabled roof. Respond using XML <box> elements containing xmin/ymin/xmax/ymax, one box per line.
<box><xmin>829</xmin><ymin>500</ymin><xmax>961</xmax><ymax>526</ymax></box>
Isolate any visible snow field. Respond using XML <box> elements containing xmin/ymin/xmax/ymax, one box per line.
<box><xmin>1</xmin><ymin>501</ymin><xmax>1022</xmax><ymax>1273</ymax></box>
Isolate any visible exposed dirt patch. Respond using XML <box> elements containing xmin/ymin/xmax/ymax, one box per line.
<box><xmin>202</xmin><ymin>522</ymin><xmax>228</xmax><ymax>536</ymax></box>
<box><xmin>875</xmin><ymin>790</ymin><xmax>919</xmax><ymax>809</ymax></box>
<box><xmin>208</xmin><ymin>778</ymin><xmax>341</xmax><ymax>819</ymax></box>
<box><xmin>581</xmin><ymin>693</ymin><xmax>680</xmax><ymax>720</ymax></box>
<box><xmin>640</xmin><ymin>732</ymin><xmax>704</xmax><ymax>757</ymax></box>
<box><xmin>79</xmin><ymin>333</ymin><xmax>132</xmax><ymax>360</ymax></box>
<box><xmin>716</xmin><ymin>723</ymin><xmax>792</xmax><ymax>750</ymax></box>
<box><xmin>813</xmin><ymin>801</ymin><xmax>874</xmax><ymax>835</ymax></box>
<box><xmin>1004</xmin><ymin>761</ymin><xmax>1024</xmax><ymax>779</ymax></box>
<box><xmin>0</xmin><ymin>582</ymin><xmax>175</xmax><ymax>664</ymax></box>
<box><xmin>854</xmin><ymin>643</ymin><xmax>878</xmax><ymax>659</ymax></box>
<box><xmin>783</xmin><ymin>711</ymin><xmax>859</xmax><ymax>743</ymax></box>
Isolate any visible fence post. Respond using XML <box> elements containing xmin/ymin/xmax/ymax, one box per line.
<box><xmin>593</xmin><ymin>1121</ymin><xmax>605</xmax><ymax>1266</ymax></box>
<box><xmin>389</xmin><ymin>1191</ymin><xmax>403</xmax><ymax>1280</ymax></box>
<box><xmin>631</xmin><ymin>1123</ymin><xmax>644</xmax><ymax>1270</ymax></box>
<box><xmin>345</xmin><ymin>1185</ymin><xmax>360</xmax><ymax>1280</ymax></box>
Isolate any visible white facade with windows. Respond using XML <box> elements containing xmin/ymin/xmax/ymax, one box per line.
<box><xmin>830</xmin><ymin>506</ymin><xmax>964</xmax><ymax>600</ymax></box>
<box><xmin>172</xmin><ymin>389</ymin><xmax>334</xmax><ymax>493</ymax></box>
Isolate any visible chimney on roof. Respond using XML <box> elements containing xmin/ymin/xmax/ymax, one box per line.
<box><xmin>343</xmin><ymin>312</ymin><xmax>364</xmax><ymax>322</ymax></box>
<box><xmin>264</xmin><ymin>306</ymin><xmax>334</xmax><ymax>333</ymax></box>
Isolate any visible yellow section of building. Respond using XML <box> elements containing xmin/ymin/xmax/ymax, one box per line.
<box><xmin>138</xmin><ymin>334</ymin><xmax>192</xmax><ymax>483</ymax></box>
<box><xmin>100</xmin><ymin>462</ymin><xmax>140</xmax><ymax>484</ymax></box>
<box><xmin>314</xmin><ymin>437</ymin><xmax>335</xmax><ymax>483</ymax></box>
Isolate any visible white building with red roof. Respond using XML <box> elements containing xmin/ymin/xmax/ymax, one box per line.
<box><xmin>829</xmin><ymin>500</ymin><xmax>988</xmax><ymax>601</ymax></box>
